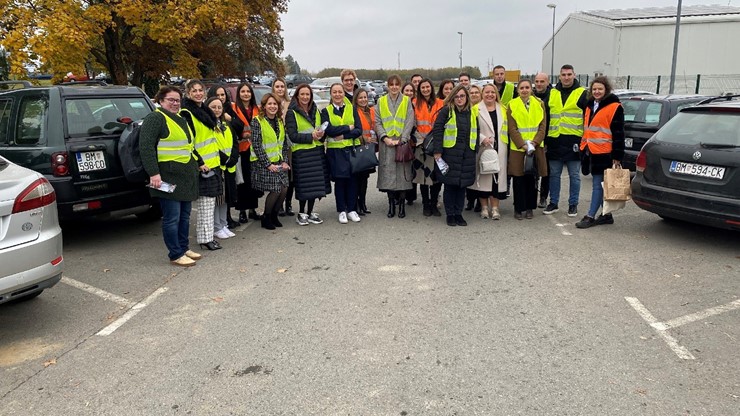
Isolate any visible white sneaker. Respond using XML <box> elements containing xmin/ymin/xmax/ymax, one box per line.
<box><xmin>307</xmin><ymin>213</ymin><xmax>323</xmax><ymax>224</ymax></box>
<box><xmin>338</xmin><ymin>211</ymin><xmax>348</xmax><ymax>224</ymax></box>
<box><xmin>222</xmin><ymin>227</ymin><xmax>236</xmax><ymax>237</ymax></box>
<box><xmin>347</xmin><ymin>211</ymin><xmax>361</xmax><ymax>222</ymax></box>
<box><xmin>296</xmin><ymin>213</ymin><xmax>309</xmax><ymax>226</ymax></box>
<box><xmin>214</xmin><ymin>229</ymin><xmax>230</xmax><ymax>239</ymax></box>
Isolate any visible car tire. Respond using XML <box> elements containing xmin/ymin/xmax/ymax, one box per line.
<box><xmin>287</xmin><ymin>83</ymin><xmax>294</xmax><ymax>88</ymax></box>
<box><xmin>136</xmin><ymin>202</ymin><xmax>162</xmax><ymax>222</ymax></box>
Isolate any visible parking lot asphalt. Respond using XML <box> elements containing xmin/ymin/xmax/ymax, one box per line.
<box><xmin>1</xmin><ymin>175</ymin><xmax>739</xmax><ymax>415</ymax></box>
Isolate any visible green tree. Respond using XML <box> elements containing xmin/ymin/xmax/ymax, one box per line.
<box><xmin>283</xmin><ymin>54</ymin><xmax>301</xmax><ymax>74</ymax></box>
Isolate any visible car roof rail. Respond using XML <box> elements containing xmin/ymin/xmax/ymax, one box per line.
<box><xmin>0</xmin><ymin>80</ymin><xmax>34</xmax><ymax>89</ymax></box>
<box><xmin>58</xmin><ymin>80</ymin><xmax>109</xmax><ymax>86</ymax></box>
<box><xmin>697</xmin><ymin>94</ymin><xmax>740</xmax><ymax>106</ymax></box>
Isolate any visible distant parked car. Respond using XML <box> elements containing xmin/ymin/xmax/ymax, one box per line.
<box><xmin>631</xmin><ymin>95</ymin><xmax>740</xmax><ymax>231</ymax></box>
<box><xmin>614</xmin><ymin>89</ymin><xmax>655</xmax><ymax>99</ymax></box>
<box><xmin>622</xmin><ymin>94</ymin><xmax>707</xmax><ymax>171</ymax></box>
<box><xmin>285</xmin><ymin>74</ymin><xmax>313</xmax><ymax>88</ymax></box>
<box><xmin>0</xmin><ymin>155</ymin><xmax>63</xmax><ymax>304</ymax></box>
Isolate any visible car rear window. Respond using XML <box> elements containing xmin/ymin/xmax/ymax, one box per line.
<box><xmin>654</xmin><ymin>111</ymin><xmax>740</xmax><ymax>146</ymax></box>
<box><xmin>64</xmin><ymin>97</ymin><xmax>151</xmax><ymax>138</ymax></box>
<box><xmin>623</xmin><ymin>100</ymin><xmax>663</xmax><ymax>126</ymax></box>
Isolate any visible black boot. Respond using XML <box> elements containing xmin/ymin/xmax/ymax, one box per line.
<box><xmin>285</xmin><ymin>201</ymin><xmax>294</xmax><ymax>216</ymax></box>
<box><xmin>261</xmin><ymin>215</ymin><xmax>275</xmax><ymax>230</ymax></box>
<box><xmin>271</xmin><ymin>211</ymin><xmax>283</xmax><ymax>227</ymax></box>
<box><xmin>387</xmin><ymin>194</ymin><xmax>396</xmax><ymax>218</ymax></box>
<box><xmin>397</xmin><ymin>199</ymin><xmax>406</xmax><ymax>218</ymax></box>
<box><xmin>423</xmin><ymin>202</ymin><xmax>432</xmax><ymax>217</ymax></box>
<box><xmin>239</xmin><ymin>210</ymin><xmax>248</xmax><ymax>224</ymax></box>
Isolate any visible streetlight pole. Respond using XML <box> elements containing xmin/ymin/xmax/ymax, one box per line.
<box><xmin>547</xmin><ymin>4</ymin><xmax>556</xmax><ymax>81</ymax></box>
<box><xmin>458</xmin><ymin>31</ymin><xmax>463</xmax><ymax>69</ymax></box>
<box><xmin>669</xmin><ymin>0</ymin><xmax>682</xmax><ymax>94</ymax></box>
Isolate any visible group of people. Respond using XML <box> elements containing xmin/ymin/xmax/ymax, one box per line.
<box><xmin>140</xmin><ymin>64</ymin><xmax>625</xmax><ymax>267</ymax></box>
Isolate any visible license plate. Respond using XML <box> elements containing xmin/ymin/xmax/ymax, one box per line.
<box><xmin>625</xmin><ymin>138</ymin><xmax>633</xmax><ymax>148</ymax></box>
<box><xmin>76</xmin><ymin>151</ymin><xmax>107</xmax><ymax>172</ymax></box>
<box><xmin>669</xmin><ymin>161</ymin><xmax>725</xmax><ymax>179</ymax></box>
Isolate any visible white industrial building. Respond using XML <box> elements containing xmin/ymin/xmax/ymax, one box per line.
<box><xmin>542</xmin><ymin>5</ymin><xmax>740</xmax><ymax>78</ymax></box>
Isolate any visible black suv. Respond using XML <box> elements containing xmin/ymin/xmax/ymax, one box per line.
<box><xmin>0</xmin><ymin>81</ymin><xmax>158</xmax><ymax>220</ymax></box>
<box><xmin>622</xmin><ymin>95</ymin><xmax>707</xmax><ymax>171</ymax></box>
<box><xmin>631</xmin><ymin>95</ymin><xmax>740</xmax><ymax>231</ymax></box>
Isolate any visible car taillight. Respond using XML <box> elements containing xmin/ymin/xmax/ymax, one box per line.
<box><xmin>12</xmin><ymin>178</ymin><xmax>57</xmax><ymax>213</ymax></box>
<box><xmin>52</xmin><ymin>152</ymin><xmax>69</xmax><ymax>176</ymax></box>
<box><xmin>635</xmin><ymin>149</ymin><xmax>647</xmax><ymax>172</ymax></box>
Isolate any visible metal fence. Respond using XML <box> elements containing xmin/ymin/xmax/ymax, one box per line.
<box><xmin>569</xmin><ymin>74</ymin><xmax>740</xmax><ymax>96</ymax></box>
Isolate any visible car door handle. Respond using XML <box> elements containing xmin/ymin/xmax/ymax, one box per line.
<box><xmin>69</xmin><ymin>144</ymin><xmax>106</xmax><ymax>152</ymax></box>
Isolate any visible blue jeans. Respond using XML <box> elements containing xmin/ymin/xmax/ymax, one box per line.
<box><xmin>159</xmin><ymin>199</ymin><xmax>192</xmax><ymax>260</ymax></box>
<box><xmin>548</xmin><ymin>159</ymin><xmax>581</xmax><ymax>206</ymax></box>
<box><xmin>588</xmin><ymin>174</ymin><xmax>604</xmax><ymax>218</ymax></box>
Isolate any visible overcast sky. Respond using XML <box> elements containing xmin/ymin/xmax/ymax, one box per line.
<box><xmin>280</xmin><ymin>0</ymin><xmax>733</xmax><ymax>75</ymax></box>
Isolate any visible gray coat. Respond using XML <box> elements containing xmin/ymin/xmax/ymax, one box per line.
<box><xmin>374</xmin><ymin>94</ymin><xmax>415</xmax><ymax>191</ymax></box>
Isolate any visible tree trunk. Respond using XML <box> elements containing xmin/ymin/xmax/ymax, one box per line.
<box><xmin>102</xmin><ymin>17</ymin><xmax>128</xmax><ymax>85</ymax></box>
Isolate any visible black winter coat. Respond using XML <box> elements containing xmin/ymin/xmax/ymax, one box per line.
<box><xmin>285</xmin><ymin>102</ymin><xmax>331</xmax><ymax>200</ymax></box>
<box><xmin>581</xmin><ymin>93</ymin><xmax>625</xmax><ymax>176</ymax></box>
<box><xmin>431</xmin><ymin>106</ymin><xmax>479</xmax><ymax>187</ymax></box>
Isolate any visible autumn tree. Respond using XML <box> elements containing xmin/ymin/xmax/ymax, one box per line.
<box><xmin>0</xmin><ymin>0</ymin><xmax>287</xmax><ymax>85</ymax></box>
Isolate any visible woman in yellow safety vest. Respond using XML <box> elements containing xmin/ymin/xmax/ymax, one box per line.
<box><xmin>321</xmin><ymin>83</ymin><xmax>362</xmax><ymax>224</ymax></box>
<box><xmin>413</xmin><ymin>78</ymin><xmax>444</xmax><ymax>217</ymax></box>
<box><xmin>285</xmin><ymin>84</ymin><xmax>330</xmax><ymax>226</ymax></box>
<box><xmin>431</xmin><ymin>84</ymin><xmax>479</xmax><ymax>227</ymax></box>
<box><xmin>206</xmin><ymin>97</ymin><xmax>239</xmax><ymax>240</ymax></box>
<box><xmin>353</xmin><ymin>89</ymin><xmax>378</xmax><ymax>216</ymax></box>
<box><xmin>575</xmin><ymin>76</ymin><xmax>625</xmax><ymax>229</ymax></box>
<box><xmin>374</xmin><ymin>74</ymin><xmax>415</xmax><ymax>219</ymax></box>
<box><xmin>140</xmin><ymin>86</ymin><xmax>200</xmax><ymax>267</ymax></box>
<box><xmin>504</xmin><ymin>79</ymin><xmax>548</xmax><ymax>220</ymax></box>
<box><xmin>180</xmin><ymin>79</ymin><xmax>223</xmax><ymax>251</ymax></box>
<box><xmin>250</xmin><ymin>93</ymin><xmax>291</xmax><ymax>230</ymax></box>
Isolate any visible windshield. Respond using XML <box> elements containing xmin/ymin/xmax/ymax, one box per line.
<box><xmin>65</xmin><ymin>97</ymin><xmax>151</xmax><ymax>137</ymax></box>
<box><xmin>623</xmin><ymin>100</ymin><xmax>663</xmax><ymax>126</ymax></box>
<box><xmin>654</xmin><ymin>111</ymin><xmax>740</xmax><ymax>146</ymax></box>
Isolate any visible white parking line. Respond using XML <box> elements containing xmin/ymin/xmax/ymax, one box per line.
<box><xmin>97</xmin><ymin>287</ymin><xmax>168</xmax><ymax>336</ymax></box>
<box><xmin>61</xmin><ymin>276</ymin><xmax>133</xmax><ymax>307</ymax></box>
<box><xmin>625</xmin><ymin>297</ymin><xmax>696</xmax><ymax>360</ymax></box>
<box><xmin>662</xmin><ymin>298</ymin><xmax>740</xmax><ymax>330</ymax></box>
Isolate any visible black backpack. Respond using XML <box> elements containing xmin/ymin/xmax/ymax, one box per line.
<box><xmin>118</xmin><ymin>120</ymin><xmax>149</xmax><ymax>183</ymax></box>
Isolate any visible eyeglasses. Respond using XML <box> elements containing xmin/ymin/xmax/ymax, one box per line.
<box><xmin>164</xmin><ymin>98</ymin><xmax>181</xmax><ymax>104</ymax></box>
<box><xmin>454</xmin><ymin>94</ymin><xmax>467</xmax><ymax>99</ymax></box>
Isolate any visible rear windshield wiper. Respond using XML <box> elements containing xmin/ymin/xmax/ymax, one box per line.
<box><xmin>699</xmin><ymin>142</ymin><xmax>740</xmax><ymax>149</ymax></box>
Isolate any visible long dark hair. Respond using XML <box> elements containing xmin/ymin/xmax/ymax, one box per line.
<box><xmin>437</xmin><ymin>79</ymin><xmax>454</xmax><ymax>100</ymax></box>
<box><xmin>207</xmin><ymin>84</ymin><xmax>232</xmax><ymax>106</ymax></box>
<box><xmin>415</xmin><ymin>78</ymin><xmax>436</xmax><ymax>110</ymax></box>
<box><xmin>290</xmin><ymin>84</ymin><xmax>314</xmax><ymax>112</ymax></box>
<box><xmin>235</xmin><ymin>83</ymin><xmax>257</xmax><ymax>116</ymax></box>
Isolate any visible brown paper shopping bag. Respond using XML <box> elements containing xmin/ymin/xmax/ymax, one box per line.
<box><xmin>604</xmin><ymin>167</ymin><xmax>631</xmax><ymax>201</ymax></box>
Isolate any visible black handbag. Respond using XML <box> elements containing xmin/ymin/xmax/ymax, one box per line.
<box><xmin>523</xmin><ymin>153</ymin><xmax>537</xmax><ymax>176</ymax></box>
<box><xmin>350</xmin><ymin>143</ymin><xmax>379</xmax><ymax>174</ymax></box>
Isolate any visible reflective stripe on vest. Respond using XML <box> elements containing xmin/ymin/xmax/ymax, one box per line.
<box><xmin>443</xmin><ymin>106</ymin><xmax>478</xmax><ymax>150</ymax></box>
<box><xmin>507</xmin><ymin>97</ymin><xmax>544</xmax><ymax>152</ymax></box>
<box><xmin>180</xmin><ymin>108</ymin><xmax>220</xmax><ymax>169</ymax></box>
<box><xmin>214</xmin><ymin>123</ymin><xmax>236</xmax><ymax>173</ymax></box>
<box><xmin>559</xmin><ymin>87</ymin><xmax>586</xmax><ymax>136</ymax></box>
<box><xmin>291</xmin><ymin>109</ymin><xmax>321</xmax><ymax>152</ymax></box>
<box><xmin>378</xmin><ymin>95</ymin><xmax>410</xmax><ymax>137</ymax></box>
<box><xmin>326</xmin><ymin>104</ymin><xmax>356</xmax><ymax>149</ymax></box>
<box><xmin>250</xmin><ymin>116</ymin><xmax>285</xmax><ymax>162</ymax></box>
<box><xmin>581</xmin><ymin>102</ymin><xmax>620</xmax><ymax>154</ymax></box>
<box><xmin>357</xmin><ymin>107</ymin><xmax>376</xmax><ymax>141</ymax></box>
<box><xmin>546</xmin><ymin>89</ymin><xmax>562</xmax><ymax>138</ymax></box>
<box><xmin>156</xmin><ymin>109</ymin><xmax>194</xmax><ymax>163</ymax></box>
<box><xmin>500</xmin><ymin>82</ymin><xmax>515</xmax><ymax>106</ymax></box>
<box><xmin>414</xmin><ymin>98</ymin><xmax>443</xmax><ymax>140</ymax></box>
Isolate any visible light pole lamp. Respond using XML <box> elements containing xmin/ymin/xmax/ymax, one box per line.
<box><xmin>458</xmin><ymin>31</ymin><xmax>463</xmax><ymax>69</ymax></box>
<box><xmin>547</xmin><ymin>4</ymin><xmax>556</xmax><ymax>80</ymax></box>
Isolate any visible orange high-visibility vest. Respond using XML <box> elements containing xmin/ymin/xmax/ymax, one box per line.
<box><xmin>357</xmin><ymin>107</ymin><xmax>376</xmax><ymax>141</ymax></box>
<box><xmin>581</xmin><ymin>102</ymin><xmax>620</xmax><ymax>155</ymax></box>
<box><xmin>414</xmin><ymin>98</ymin><xmax>444</xmax><ymax>137</ymax></box>
<box><xmin>232</xmin><ymin>104</ymin><xmax>259</xmax><ymax>152</ymax></box>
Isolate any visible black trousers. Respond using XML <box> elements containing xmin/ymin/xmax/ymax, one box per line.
<box><xmin>443</xmin><ymin>184</ymin><xmax>466</xmax><ymax>216</ymax></box>
<box><xmin>513</xmin><ymin>175</ymin><xmax>538</xmax><ymax>213</ymax></box>
<box><xmin>420</xmin><ymin>183</ymin><xmax>442</xmax><ymax>205</ymax></box>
